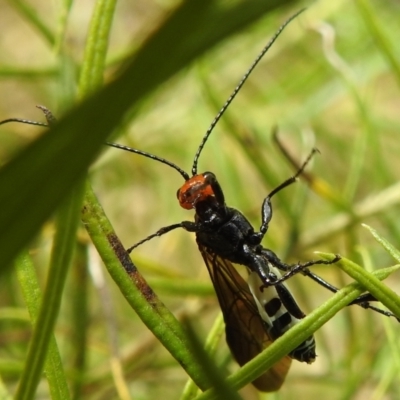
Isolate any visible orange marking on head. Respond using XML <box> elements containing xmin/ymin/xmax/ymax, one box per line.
<box><xmin>177</xmin><ymin>174</ymin><xmax>215</xmax><ymax>210</ymax></box>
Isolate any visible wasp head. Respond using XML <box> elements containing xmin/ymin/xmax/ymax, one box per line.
<box><xmin>177</xmin><ymin>172</ymin><xmax>225</xmax><ymax>210</ymax></box>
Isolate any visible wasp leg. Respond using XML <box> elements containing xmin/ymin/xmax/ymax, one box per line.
<box><xmin>302</xmin><ymin>269</ymin><xmax>399</xmax><ymax>320</ymax></box>
<box><xmin>242</xmin><ymin>247</ymin><xmax>335</xmax><ymax>286</ymax></box>
<box><xmin>259</xmin><ymin>249</ymin><xmax>340</xmax><ymax>284</ymax></box>
<box><xmin>261</xmin><ymin>251</ymin><xmax>398</xmax><ymax>321</ymax></box>
<box><xmin>127</xmin><ymin>221</ymin><xmax>198</xmax><ymax>253</ymax></box>
<box><xmin>242</xmin><ymin>244</ymin><xmax>273</xmax><ymax>284</ymax></box>
<box><xmin>259</xmin><ymin>149</ymin><xmax>319</xmax><ymax>235</ymax></box>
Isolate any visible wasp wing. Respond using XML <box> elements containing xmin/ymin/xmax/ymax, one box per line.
<box><xmin>198</xmin><ymin>246</ymin><xmax>291</xmax><ymax>392</ymax></box>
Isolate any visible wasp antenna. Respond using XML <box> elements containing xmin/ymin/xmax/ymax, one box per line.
<box><xmin>0</xmin><ymin>118</ymin><xmax>48</xmax><ymax>127</ymax></box>
<box><xmin>36</xmin><ymin>105</ymin><xmax>57</xmax><ymax>125</ymax></box>
<box><xmin>0</xmin><ymin>105</ymin><xmax>55</xmax><ymax>127</ymax></box>
<box><xmin>106</xmin><ymin>142</ymin><xmax>190</xmax><ymax>181</ymax></box>
<box><xmin>191</xmin><ymin>9</ymin><xmax>306</xmax><ymax>176</ymax></box>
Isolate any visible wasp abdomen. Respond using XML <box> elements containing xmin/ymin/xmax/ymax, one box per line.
<box><xmin>248</xmin><ymin>269</ymin><xmax>316</xmax><ymax>363</ymax></box>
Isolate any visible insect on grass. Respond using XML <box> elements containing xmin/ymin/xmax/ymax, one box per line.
<box><xmin>1</xmin><ymin>9</ymin><xmax>398</xmax><ymax>393</ymax></box>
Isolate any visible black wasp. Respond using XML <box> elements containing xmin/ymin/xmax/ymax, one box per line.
<box><xmin>1</xmin><ymin>10</ymin><xmax>397</xmax><ymax>393</ymax></box>
<box><xmin>106</xmin><ymin>10</ymin><xmax>396</xmax><ymax>391</ymax></box>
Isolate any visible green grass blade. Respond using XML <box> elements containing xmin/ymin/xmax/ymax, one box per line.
<box><xmin>6</xmin><ymin>0</ymin><xmax>55</xmax><ymax>46</ymax></box>
<box><xmin>78</xmin><ymin>0</ymin><xmax>118</xmax><ymax>95</ymax></box>
<box><xmin>15</xmin><ymin>184</ymin><xmax>84</xmax><ymax>400</ymax></box>
<box><xmin>363</xmin><ymin>224</ymin><xmax>400</xmax><ymax>263</ymax></box>
<box><xmin>355</xmin><ymin>0</ymin><xmax>400</xmax><ymax>88</ymax></box>
<box><xmin>82</xmin><ymin>182</ymin><xmax>211</xmax><ymax>390</ymax></box>
<box><xmin>14</xmin><ymin>251</ymin><xmax>71</xmax><ymax>400</ymax></box>
<box><xmin>318</xmin><ymin>252</ymin><xmax>400</xmax><ymax>318</ymax></box>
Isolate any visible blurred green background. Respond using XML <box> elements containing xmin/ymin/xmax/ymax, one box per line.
<box><xmin>0</xmin><ymin>0</ymin><xmax>399</xmax><ymax>399</ymax></box>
